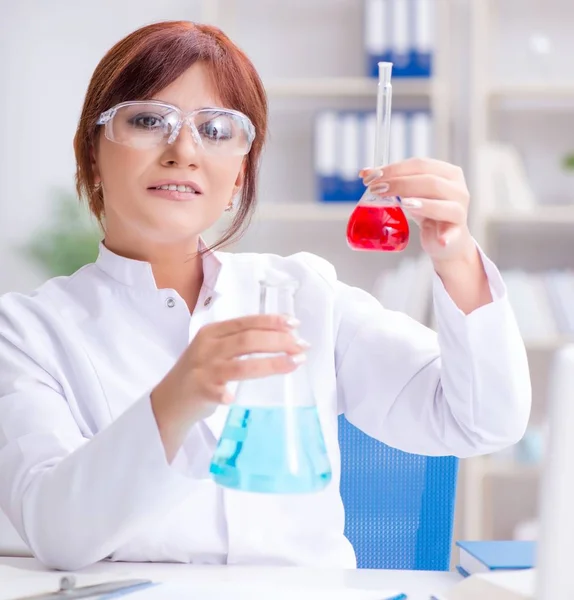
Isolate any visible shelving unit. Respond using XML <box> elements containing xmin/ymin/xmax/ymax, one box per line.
<box><xmin>199</xmin><ymin>0</ymin><xmax>574</xmax><ymax>550</ymax></box>
<box><xmin>490</xmin><ymin>83</ymin><xmax>574</xmax><ymax>100</ymax></box>
<box><xmin>204</xmin><ymin>203</ymin><xmax>353</xmax><ymax>244</ymax></box>
<box><xmin>465</xmin><ymin>0</ymin><xmax>574</xmax><ymax>542</ymax></box>
<box><xmin>488</xmin><ymin>206</ymin><xmax>574</xmax><ymax>225</ymax></box>
<box><xmin>199</xmin><ymin>0</ymin><xmax>454</xmax><ymax>296</ymax></box>
<box><xmin>483</xmin><ymin>461</ymin><xmax>540</xmax><ymax>480</ymax></box>
<box><xmin>263</xmin><ymin>77</ymin><xmax>435</xmax><ymax>98</ymax></box>
<box><xmin>252</xmin><ymin>203</ymin><xmax>353</xmax><ymax>222</ymax></box>
<box><xmin>524</xmin><ymin>336</ymin><xmax>574</xmax><ymax>352</ymax></box>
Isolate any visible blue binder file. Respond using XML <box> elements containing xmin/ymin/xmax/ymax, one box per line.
<box><xmin>411</xmin><ymin>0</ymin><xmax>433</xmax><ymax>77</ymax></box>
<box><xmin>314</xmin><ymin>111</ymin><xmax>339</xmax><ymax>202</ymax></box>
<box><xmin>364</xmin><ymin>0</ymin><xmax>434</xmax><ymax>78</ymax></box>
<box><xmin>365</xmin><ymin>0</ymin><xmax>392</xmax><ymax>78</ymax></box>
<box><xmin>409</xmin><ymin>110</ymin><xmax>432</xmax><ymax>158</ymax></box>
<box><xmin>314</xmin><ymin>109</ymin><xmax>433</xmax><ymax>203</ymax></box>
<box><xmin>389</xmin><ymin>0</ymin><xmax>412</xmax><ymax>77</ymax></box>
<box><xmin>456</xmin><ymin>541</ymin><xmax>536</xmax><ymax>576</ymax></box>
<box><xmin>339</xmin><ymin>112</ymin><xmax>364</xmax><ymax>202</ymax></box>
<box><xmin>390</xmin><ymin>111</ymin><xmax>408</xmax><ymax>164</ymax></box>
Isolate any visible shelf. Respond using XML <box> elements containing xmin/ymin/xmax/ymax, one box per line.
<box><xmin>482</xmin><ymin>460</ymin><xmax>541</xmax><ymax>480</ymax></box>
<box><xmin>489</xmin><ymin>83</ymin><xmax>574</xmax><ymax>100</ymax></box>
<box><xmin>525</xmin><ymin>337</ymin><xmax>573</xmax><ymax>352</ymax></box>
<box><xmin>204</xmin><ymin>203</ymin><xmax>353</xmax><ymax>242</ymax></box>
<box><xmin>487</xmin><ymin>205</ymin><xmax>574</xmax><ymax>225</ymax></box>
<box><xmin>253</xmin><ymin>202</ymin><xmax>353</xmax><ymax>222</ymax></box>
<box><xmin>263</xmin><ymin>77</ymin><xmax>433</xmax><ymax>98</ymax></box>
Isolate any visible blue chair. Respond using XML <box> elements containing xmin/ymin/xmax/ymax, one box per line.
<box><xmin>338</xmin><ymin>414</ymin><xmax>459</xmax><ymax>570</ymax></box>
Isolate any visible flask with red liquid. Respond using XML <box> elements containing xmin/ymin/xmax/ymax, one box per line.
<box><xmin>346</xmin><ymin>63</ymin><xmax>409</xmax><ymax>252</ymax></box>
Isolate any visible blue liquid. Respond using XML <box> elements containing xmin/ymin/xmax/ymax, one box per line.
<box><xmin>210</xmin><ymin>406</ymin><xmax>332</xmax><ymax>493</ymax></box>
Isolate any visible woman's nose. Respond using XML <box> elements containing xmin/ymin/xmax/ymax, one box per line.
<box><xmin>162</xmin><ymin>122</ymin><xmax>201</xmax><ymax>166</ymax></box>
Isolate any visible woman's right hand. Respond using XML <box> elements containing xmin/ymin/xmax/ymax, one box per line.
<box><xmin>151</xmin><ymin>314</ymin><xmax>308</xmax><ymax>461</ymax></box>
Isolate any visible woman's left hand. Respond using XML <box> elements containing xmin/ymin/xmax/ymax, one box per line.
<box><xmin>359</xmin><ymin>157</ymin><xmax>477</xmax><ymax>266</ymax></box>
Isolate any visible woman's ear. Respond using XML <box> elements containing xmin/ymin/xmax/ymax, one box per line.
<box><xmin>90</xmin><ymin>145</ymin><xmax>101</xmax><ymax>184</ymax></box>
<box><xmin>232</xmin><ymin>161</ymin><xmax>246</xmax><ymax>194</ymax></box>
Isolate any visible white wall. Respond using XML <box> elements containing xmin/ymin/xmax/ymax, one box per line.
<box><xmin>2</xmin><ymin>0</ymin><xmax>572</xmax><ymax>551</ymax></box>
<box><xmin>0</xmin><ymin>0</ymin><xmax>420</xmax><ymax>297</ymax></box>
<box><xmin>0</xmin><ymin>0</ymin><xmax>207</xmax><ymax>294</ymax></box>
<box><xmin>0</xmin><ymin>0</ymin><xmax>207</xmax><ymax>552</ymax></box>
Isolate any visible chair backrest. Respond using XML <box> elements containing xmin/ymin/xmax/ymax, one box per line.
<box><xmin>338</xmin><ymin>414</ymin><xmax>458</xmax><ymax>570</ymax></box>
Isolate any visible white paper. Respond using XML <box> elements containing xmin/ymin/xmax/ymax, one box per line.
<box><xmin>130</xmin><ymin>583</ymin><xmax>406</xmax><ymax>600</ymax></box>
<box><xmin>0</xmin><ymin>565</ymin><xmax>143</xmax><ymax>600</ymax></box>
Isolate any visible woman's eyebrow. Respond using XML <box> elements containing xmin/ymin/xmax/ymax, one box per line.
<box><xmin>148</xmin><ymin>99</ymin><xmax>224</xmax><ymax>111</ymax></box>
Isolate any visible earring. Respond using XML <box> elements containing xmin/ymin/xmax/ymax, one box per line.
<box><xmin>224</xmin><ymin>201</ymin><xmax>234</xmax><ymax>212</ymax></box>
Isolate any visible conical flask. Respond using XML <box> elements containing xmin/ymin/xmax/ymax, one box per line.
<box><xmin>346</xmin><ymin>62</ymin><xmax>409</xmax><ymax>252</ymax></box>
<box><xmin>209</xmin><ymin>271</ymin><xmax>332</xmax><ymax>494</ymax></box>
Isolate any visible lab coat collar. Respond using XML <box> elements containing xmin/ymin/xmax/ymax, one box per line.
<box><xmin>95</xmin><ymin>238</ymin><xmax>224</xmax><ymax>293</ymax></box>
<box><xmin>95</xmin><ymin>239</ymin><xmax>262</xmax><ymax>440</ymax></box>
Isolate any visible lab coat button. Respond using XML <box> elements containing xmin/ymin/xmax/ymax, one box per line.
<box><xmin>204</xmin><ymin>296</ymin><xmax>212</xmax><ymax>307</ymax></box>
<box><xmin>166</xmin><ymin>297</ymin><xmax>176</xmax><ymax>308</ymax></box>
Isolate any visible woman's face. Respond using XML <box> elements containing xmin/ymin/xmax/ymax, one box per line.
<box><xmin>93</xmin><ymin>62</ymin><xmax>245</xmax><ymax>249</ymax></box>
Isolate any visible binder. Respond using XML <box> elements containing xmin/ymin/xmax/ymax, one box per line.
<box><xmin>389</xmin><ymin>0</ymin><xmax>411</xmax><ymax>77</ymax></box>
<box><xmin>389</xmin><ymin>111</ymin><xmax>408</xmax><ymax>164</ymax></box>
<box><xmin>314</xmin><ymin>111</ymin><xmax>339</xmax><ymax>202</ymax></box>
<box><xmin>314</xmin><ymin>110</ymin><xmax>434</xmax><ymax>202</ymax></box>
<box><xmin>339</xmin><ymin>112</ymin><xmax>363</xmax><ymax>201</ymax></box>
<box><xmin>409</xmin><ymin>110</ymin><xmax>432</xmax><ymax>157</ymax></box>
<box><xmin>362</xmin><ymin>110</ymin><xmax>378</xmax><ymax>171</ymax></box>
<box><xmin>364</xmin><ymin>0</ymin><xmax>434</xmax><ymax>78</ymax></box>
<box><xmin>364</xmin><ymin>0</ymin><xmax>391</xmax><ymax>78</ymax></box>
<box><xmin>412</xmin><ymin>0</ymin><xmax>433</xmax><ymax>77</ymax></box>
<box><xmin>456</xmin><ymin>541</ymin><xmax>536</xmax><ymax>576</ymax></box>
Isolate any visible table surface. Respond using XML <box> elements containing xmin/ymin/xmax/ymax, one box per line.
<box><xmin>0</xmin><ymin>556</ymin><xmax>461</xmax><ymax>600</ymax></box>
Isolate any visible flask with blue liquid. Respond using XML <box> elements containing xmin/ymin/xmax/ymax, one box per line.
<box><xmin>209</xmin><ymin>272</ymin><xmax>332</xmax><ymax>494</ymax></box>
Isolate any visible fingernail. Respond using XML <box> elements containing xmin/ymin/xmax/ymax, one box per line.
<box><xmin>370</xmin><ymin>182</ymin><xmax>390</xmax><ymax>194</ymax></box>
<box><xmin>402</xmin><ymin>198</ymin><xmax>423</xmax><ymax>208</ymax></box>
<box><xmin>295</xmin><ymin>338</ymin><xmax>311</xmax><ymax>349</ymax></box>
<box><xmin>291</xmin><ymin>353</ymin><xmax>307</xmax><ymax>365</ymax></box>
<box><xmin>363</xmin><ymin>168</ymin><xmax>384</xmax><ymax>184</ymax></box>
<box><xmin>284</xmin><ymin>316</ymin><xmax>300</xmax><ymax>328</ymax></box>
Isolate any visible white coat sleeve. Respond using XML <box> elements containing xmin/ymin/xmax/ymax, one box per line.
<box><xmin>0</xmin><ymin>329</ymin><xmax>195</xmax><ymax>571</ymax></box>
<box><xmin>334</xmin><ymin>248</ymin><xmax>531</xmax><ymax>457</ymax></box>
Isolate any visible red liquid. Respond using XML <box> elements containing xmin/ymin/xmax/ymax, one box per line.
<box><xmin>346</xmin><ymin>204</ymin><xmax>409</xmax><ymax>252</ymax></box>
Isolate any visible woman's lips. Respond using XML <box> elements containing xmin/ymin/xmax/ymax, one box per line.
<box><xmin>147</xmin><ymin>187</ymin><xmax>202</xmax><ymax>202</ymax></box>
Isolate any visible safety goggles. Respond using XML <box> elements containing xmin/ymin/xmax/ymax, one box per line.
<box><xmin>97</xmin><ymin>100</ymin><xmax>256</xmax><ymax>156</ymax></box>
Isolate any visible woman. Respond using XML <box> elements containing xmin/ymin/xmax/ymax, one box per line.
<box><xmin>0</xmin><ymin>21</ymin><xmax>530</xmax><ymax>570</ymax></box>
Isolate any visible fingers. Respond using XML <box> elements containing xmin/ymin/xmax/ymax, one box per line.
<box><xmin>401</xmin><ymin>197</ymin><xmax>467</xmax><ymax>224</ymax></box>
<box><xmin>360</xmin><ymin>157</ymin><xmax>465</xmax><ymax>184</ymax></box>
<box><xmin>194</xmin><ymin>315</ymin><xmax>310</xmax><ymax>391</ymax></box>
<box><xmin>369</xmin><ymin>174</ymin><xmax>468</xmax><ymax>205</ymax></box>
<box><xmin>223</xmin><ymin>353</ymin><xmax>306</xmax><ymax>382</ymax></box>
<box><xmin>217</xmin><ymin>329</ymin><xmax>308</xmax><ymax>360</ymax></box>
<box><xmin>202</xmin><ymin>314</ymin><xmax>298</xmax><ymax>339</ymax></box>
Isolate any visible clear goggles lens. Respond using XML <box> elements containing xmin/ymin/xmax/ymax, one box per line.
<box><xmin>97</xmin><ymin>102</ymin><xmax>255</xmax><ymax>156</ymax></box>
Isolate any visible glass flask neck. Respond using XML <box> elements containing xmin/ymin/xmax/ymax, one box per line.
<box><xmin>259</xmin><ymin>279</ymin><xmax>297</xmax><ymax>319</ymax></box>
<box><xmin>374</xmin><ymin>62</ymin><xmax>393</xmax><ymax>168</ymax></box>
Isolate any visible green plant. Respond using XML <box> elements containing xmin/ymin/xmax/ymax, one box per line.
<box><xmin>562</xmin><ymin>152</ymin><xmax>574</xmax><ymax>172</ymax></box>
<box><xmin>23</xmin><ymin>188</ymin><xmax>101</xmax><ymax>277</ymax></box>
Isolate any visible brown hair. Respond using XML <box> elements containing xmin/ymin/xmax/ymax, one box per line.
<box><xmin>73</xmin><ymin>20</ymin><xmax>268</xmax><ymax>249</ymax></box>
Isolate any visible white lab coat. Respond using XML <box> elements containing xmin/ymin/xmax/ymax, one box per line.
<box><xmin>0</xmin><ymin>243</ymin><xmax>531</xmax><ymax>570</ymax></box>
